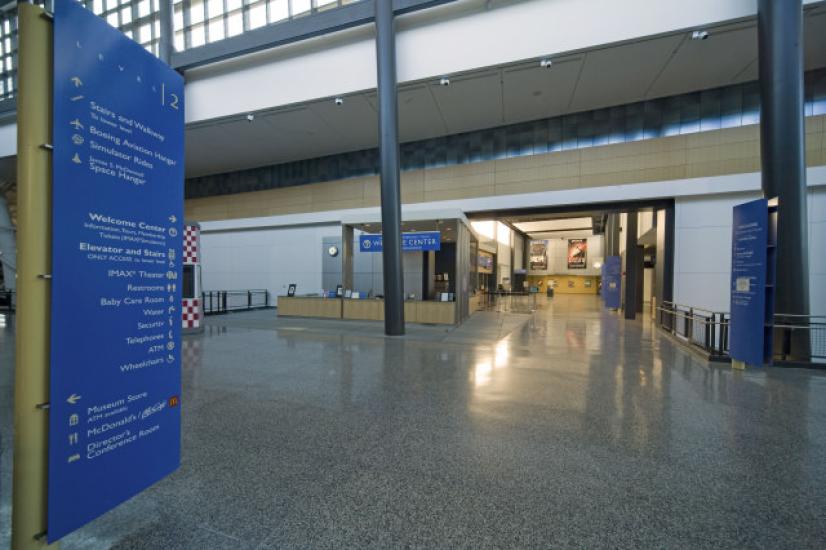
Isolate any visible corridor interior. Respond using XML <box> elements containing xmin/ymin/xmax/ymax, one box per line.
<box><xmin>2</xmin><ymin>298</ymin><xmax>826</xmax><ymax>548</ymax></box>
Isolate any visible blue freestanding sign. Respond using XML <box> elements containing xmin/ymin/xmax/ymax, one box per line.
<box><xmin>729</xmin><ymin>198</ymin><xmax>776</xmax><ymax>366</ymax></box>
<box><xmin>48</xmin><ymin>0</ymin><xmax>184</xmax><ymax>540</ymax></box>
<box><xmin>602</xmin><ymin>255</ymin><xmax>621</xmax><ymax>309</ymax></box>
<box><xmin>359</xmin><ymin>231</ymin><xmax>441</xmax><ymax>252</ymax></box>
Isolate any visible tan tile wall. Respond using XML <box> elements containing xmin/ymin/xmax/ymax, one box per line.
<box><xmin>185</xmin><ymin>115</ymin><xmax>826</xmax><ymax>222</ymax></box>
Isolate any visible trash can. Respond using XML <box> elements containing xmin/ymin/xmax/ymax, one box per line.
<box><xmin>546</xmin><ymin>287</ymin><xmax>554</xmax><ymax>298</ymax></box>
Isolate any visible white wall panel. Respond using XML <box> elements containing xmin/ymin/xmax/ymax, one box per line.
<box><xmin>199</xmin><ymin>224</ymin><xmax>341</xmax><ymax>306</ymax></box>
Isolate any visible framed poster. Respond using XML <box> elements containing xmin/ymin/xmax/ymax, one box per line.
<box><xmin>478</xmin><ymin>251</ymin><xmax>494</xmax><ymax>274</ymax></box>
<box><xmin>568</xmin><ymin>239</ymin><xmax>587</xmax><ymax>269</ymax></box>
<box><xmin>529</xmin><ymin>240</ymin><xmax>548</xmax><ymax>270</ymax></box>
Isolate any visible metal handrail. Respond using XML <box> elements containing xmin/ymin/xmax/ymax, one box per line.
<box><xmin>202</xmin><ymin>289</ymin><xmax>270</xmax><ymax>315</ymax></box>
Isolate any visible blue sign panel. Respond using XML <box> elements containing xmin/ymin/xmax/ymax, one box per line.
<box><xmin>48</xmin><ymin>0</ymin><xmax>184</xmax><ymax>541</ymax></box>
<box><xmin>729</xmin><ymin>199</ymin><xmax>773</xmax><ymax>366</ymax></box>
<box><xmin>359</xmin><ymin>231</ymin><xmax>441</xmax><ymax>252</ymax></box>
<box><xmin>602</xmin><ymin>255</ymin><xmax>621</xmax><ymax>309</ymax></box>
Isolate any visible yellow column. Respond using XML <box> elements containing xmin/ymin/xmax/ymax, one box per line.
<box><xmin>13</xmin><ymin>3</ymin><xmax>56</xmax><ymax>549</ymax></box>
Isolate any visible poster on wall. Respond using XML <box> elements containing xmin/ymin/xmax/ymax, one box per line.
<box><xmin>529</xmin><ymin>240</ymin><xmax>548</xmax><ymax>270</ymax></box>
<box><xmin>478</xmin><ymin>251</ymin><xmax>494</xmax><ymax>274</ymax></box>
<box><xmin>567</xmin><ymin>239</ymin><xmax>587</xmax><ymax>269</ymax></box>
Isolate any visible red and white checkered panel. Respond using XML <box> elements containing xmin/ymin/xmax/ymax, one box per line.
<box><xmin>183</xmin><ymin>225</ymin><xmax>199</xmax><ymax>264</ymax></box>
<box><xmin>182</xmin><ymin>298</ymin><xmax>201</xmax><ymax>329</ymax></box>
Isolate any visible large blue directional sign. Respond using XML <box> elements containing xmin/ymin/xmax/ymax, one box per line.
<box><xmin>602</xmin><ymin>255</ymin><xmax>621</xmax><ymax>309</ymax></box>
<box><xmin>359</xmin><ymin>231</ymin><xmax>441</xmax><ymax>252</ymax></box>
<box><xmin>729</xmin><ymin>198</ymin><xmax>774</xmax><ymax>366</ymax></box>
<box><xmin>48</xmin><ymin>0</ymin><xmax>184</xmax><ymax>541</ymax></box>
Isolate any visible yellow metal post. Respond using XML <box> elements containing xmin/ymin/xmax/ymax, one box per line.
<box><xmin>13</xmin><ymin>3</ymin><xmax>56</xmax><ymax>549</ymax></box>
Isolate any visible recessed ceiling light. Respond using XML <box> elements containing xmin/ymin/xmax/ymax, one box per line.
<box><xmin>691</xmin><ymin>30</ymin><xmax>709</xmax><ymax>40</ymax></box>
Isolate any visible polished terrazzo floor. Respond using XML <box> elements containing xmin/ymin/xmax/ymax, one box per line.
<box><xmin>2</xmin><ymin>296</ymin><xmax>826</xmax><ymax>548</ymax></box>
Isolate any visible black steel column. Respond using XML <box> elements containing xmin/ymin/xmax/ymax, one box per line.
<box><xmin>158</xmin><ymin>0</ymin><xmax>175</xmax><ymax>65</ymax></box>
<box><xmin>375</xmin><ymin>0</ymin><xmax>405</xmax><ymax>335</ymax></box>
<box><xmin>624</xmin><ymin>212</ymin><xmax>638</xmax><ymax>320</ymax></box>
<box><xmin>758</xmin><ymin>0</ymin><xmax>810</xmax><ymax>358</ymax></box>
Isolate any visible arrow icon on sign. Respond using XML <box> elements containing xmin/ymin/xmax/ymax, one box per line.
<box><xmin>168</xmin><ymin>215</ymin><xmax>177</xmax><ymax>223</ymax></box>
<box><xmin>70</xmin><ymin>76</ymin><xmax>83</xmax><ymax>87</ymax></box>
<box><xmin>67</xmin><ymin>393</ymin><xmax>82</xmax><ymax>405</ymax></box>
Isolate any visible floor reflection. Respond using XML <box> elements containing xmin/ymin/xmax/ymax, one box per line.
<box><xmin>1</xmin><ymin>298</ymin><xmax>825</xmax><ymax>548</ymax></box>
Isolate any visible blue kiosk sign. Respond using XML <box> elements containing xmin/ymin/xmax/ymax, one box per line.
<box><xmin>360</xmin><ymin>231</ymin><xmax>441</xmax><ymax>252</ymax></box>
<box><xmin>729</xmin><ymin>198</ymin><xmax>776</xmax><ymax>366</ymax></box>
<box><xmin>48</xmin><ymin>0</ymin><xmax>184</xmax><ymax>540</ymax></box>
<box><xmin>602</xmin><ymin>255</ymin><xmax>622</xmax><ymax>309</ymax></box>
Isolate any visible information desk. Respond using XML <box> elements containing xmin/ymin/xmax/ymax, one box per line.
<box><xmin>277</xmin><ymin>297</ymin><xmax>456</xmax><ymax>325</ymax></box>
<box><xmin>277</xmin><ymin>296</ymin><xmax>343</xmax><ymax>319</ymax></box>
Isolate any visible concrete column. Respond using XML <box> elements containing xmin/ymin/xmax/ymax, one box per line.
<box><xmin>375</xmin><ymin>0</ymin><xmax>404</xmax><ymax>335</ymax></box>
<box><xmin>758</xmin><ymin>0</ymin><xmax>810</xmax><ymax>358</ymax></box>
<box><xmin>0</xmin><ymin>194</ymin><xmax>16</xmax><ymax>291</ymax></box>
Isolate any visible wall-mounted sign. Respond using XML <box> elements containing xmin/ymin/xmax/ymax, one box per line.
<box><xmin>359</xmin><ymin>231</ymin><xmax>441</xmax><ymax>252</ymax></box>
<box><xmin>568</xmin><ymin>238</ymin><xmax>587</xmax><ymax>269</ymax></box>
<box><xmin>48</xmin><ymin>0</ymin><xmax>184</xmax><ymax>541</ymax></box>
<box><xmin>529</xmin><ymin>240</ymin><xmax>548</xmax><ymax>270</ymax></box>
<box><xmin>729</xmin><ymin>199</ymin><xmax>776</xmax><ymax>366</ymax></box>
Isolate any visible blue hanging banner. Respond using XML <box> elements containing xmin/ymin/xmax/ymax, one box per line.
<box><xmin>729</xmin><ymin>198</ymin><xmax>776</xmax><ymax>366</ymax></box>
<box><xmin>48</xmin><ymin>0</ymin><xmax>184</xmax><ymax>541</ymax></box>
<box><xmin>359</xmin><ymin>231</ymin><xmax>441</xmax><ymax>252</ymax></box>
<box><xmin>602</xmin><ymin>255</ymin><xmax>621</xmax><ymax>309</ymax></box>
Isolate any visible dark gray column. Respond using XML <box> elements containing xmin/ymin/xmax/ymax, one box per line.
<box><xmin>606</xmin><ymin>213</ymin><xmax>620</xmax><ymax>257</ymax></box>
<box><xmin>758</xmin><ymin>0</ymin><xmax>810</xmax><ymax>358</ymax></box>
<box><xmin>624</xmin><ymin>212</ymin><xmax>639</xmax><ymax>320</ymax></box>
<box><xmin>375</xmin><ymin>0</ymin><xmax>405</xmax><ymax>335</ymax></box>
<box><xmin>158</xmin><ymin>0</ymin><xmax>174</xmax><ymax>65</ymax></box>
<box><xmin>654</xmin><ymin>206</ymin><xmax>675</xmax><ymax>319</ymax></box>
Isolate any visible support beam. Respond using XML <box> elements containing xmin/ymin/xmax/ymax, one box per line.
<box><xmin>624</xmin><ymin>212</ymin><xmax>638</xmax><ymax>320</ymax></box>
<box><xmin>158</xmin><ymin>0</ymin><xmax>174</xmax><ymax>65</ymax></box>
<box><xmin>758</xmin><ymin>0</ymin><xmax>810</xmax><ymax>359</ymax></box>
<box><xmin>375</xmin><ymin>0</ymin><xmax>404</xmax><ymax>335</ymax></box>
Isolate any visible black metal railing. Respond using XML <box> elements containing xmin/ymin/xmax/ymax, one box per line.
<box><xmin>202</xmin><ymin>290</ymin><xmax>269</xmax><ymax>316</ymax></box>
<box><xmin>479</xmin><ymin>291</ymin><xmax>537</xmax><ymax>314</ymax></box>
<box><xmin>656</xmin><ymin>301</ymin><xmax>729</xmax><ymax>359</ymax></box>
<box><xmin>774</xmin><ymin>314</ymin><xmax>826</xmax><ymax>362</ymax></box>
<box><xmin>0</xmin><ymin>290</ymin><xmax>14</xmax><ymax>313</ymax></box>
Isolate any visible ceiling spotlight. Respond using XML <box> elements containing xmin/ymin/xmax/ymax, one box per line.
<box><xmin>439</xmin><ymin>76</ymin><xmax>450</xmax><ymax>87</ymax></box>
<box><xmin>691</xmin><ymin>30</ymin><xmax>709</xmax><ymax>40</ymax></box>
<box><xmin>246</xmin><ymin>113</ymin><xmax>255</xmax><ymax>122</ymax></box>
<box><xmin>334</xmin><ymin>96</ymin><xmax>344</xmax><ymax>106</ymax></box>
<box><xmin>539</xmin><ymin>58</ymin><xmax>553</xmax><ymax>69</ymax></box>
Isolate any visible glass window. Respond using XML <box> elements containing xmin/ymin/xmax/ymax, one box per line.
<box><xmin>292</xmin><ymin>0</ymin><xmax>312</xmax><ymax>16</ymax></box>
<box><xmin>190</xmin><ymin>0</ymin><xmax>205</xmax><ymax>24</ymax></box>
<box><xmin>208</xmin><ymin>19</ymin><xmax>225</xmax><ymax>42</ymax></box>
<box><xmin>227</xmin><ymin>13</ymin><xmax>244</xmax><ymax>36</ymax></box>
<box><xmin>249</xmin><ymin>2</ymin><xmax>267</xmax><ymax>29</ymax></box>
<box><xmin>269</xmin><ymin>0</ymin><xmax>289</xmax><ymax>23</ymax></box>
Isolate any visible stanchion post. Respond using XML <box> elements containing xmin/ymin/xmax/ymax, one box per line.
<box><xmin>13</xmin><ymin>3</ymin><xmax>56</xmax><ymax>549</ymax></box>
